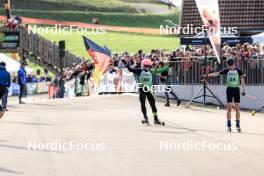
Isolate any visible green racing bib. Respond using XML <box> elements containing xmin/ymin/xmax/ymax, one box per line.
<box><xmin>227</xmin><ymin>70</ymin><xmax>240</xmax><ymax>88</ymax></box>
<box><xmin>139</xmin><ymin>70</ymin><xmax>153</xmax><ymax>89</ymax></box>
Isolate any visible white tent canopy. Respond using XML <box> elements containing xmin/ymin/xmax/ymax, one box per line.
<box><xmin>252</xmin><ymin>32</ymin><xmax>264</xmax><ymax>44</ymax></box>
<box><xmin>0</xmin><ymin>53</ymin><xmax>33</xmax><ymax>73</ymax></box>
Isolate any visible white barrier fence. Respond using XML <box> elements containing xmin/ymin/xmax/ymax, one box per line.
<box><xmin>54</xmin><ymin>68</ymin><xmax>264</xmax><ymax>110</ymax></box>
<box><xmin>8</xmin><ymin>82</ymin><xmax>50</xmax><ymax>96</ymax></box>
<box><xmin>155</xmin><ymin>85</ymin><xmax>264</xmax><ymax>110</ymax></box>
<box><xmin>58</xmin><ymin>68</ymin><xmax>137</xmax><ymax>98</ymax></box>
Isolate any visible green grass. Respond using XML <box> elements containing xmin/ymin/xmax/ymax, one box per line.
<box><xmin>40</xmin><ymin>30</ymin><xmax>179</xmax><ymax>58</ymax></box>
<box><xmin>3</xmin><ymin>9</ymin><xmax>179</xmax><ymax>29</ymax></box>
<box><xmin>1</xmin><ymin>0</ymin><xmax>180</xmax><ymax>29</ymax></box>
<box><xmin>2</xmin><ymin>0</ymin><xmax>179</xmax><ymax>29</ymax></box>
<box><xmin>123</xmin><ymin>0</ymin><xmax>155</xmax><ymax>3</ymax></box>
<box><xmin>8</xmin><ymin>0</ymin><xmax>165</xmax><ymax>13</ymax></box>
<box><xmin>23</xmin><ymin>0</ymin><xmax>155</xmax><ymax>8</ymax></box>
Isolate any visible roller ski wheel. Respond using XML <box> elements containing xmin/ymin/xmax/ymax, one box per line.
<box><xmin>164</xmin><ymin>103</ymin><xmax>170</xmax><ymax>107</ymax></box>
<box><xmin>227</xmin><ymin>127</ymin><xmax>232</xmax><ymax>133</ymax></box>
<box><xmin>154</xmin><ymin>120</ymin><xmax>165</xmax><ymax>126</ymax></box>
<box><xmin>0</xmin><ymin>109</ymin><xmax>6</xmax><ymax>119</ymax></box>
<box><xmin>177</xmin><ymin>101</ymin><xmax>182</xmax><ymax>106</ymax></box>
<box><xmin>236</xmin><ymin>127</ymin><xmax>241</xmax><ymax>133</ymax></box>
<box><xmin>141</xmin><ymin>119</ymin><xmax>149</xmax><ymax>126</ymax></box>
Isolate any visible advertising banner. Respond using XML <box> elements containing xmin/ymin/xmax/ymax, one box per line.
<box><xmin>99</xmin><ymin>70</ymin><xmax>116</xmax><ymax>93</ymax></box>
<box><xmin>0</xmin><ymin>31</ymin><xmax>20</xmax><ymax>50</ymax></box>
<box><xmin>27</xmin><ymin>83</ymin><xmax>37</xmax><ymax>95</ymax></box>
<box><xmin>65</xmin><ymin>79</ymin><xmax>76</xmax><ymax>98</ymax></box>
<box><xmin>121</xmin><ymin>68</ymin><xmax>137</xmax><ymax>92</ymax></box>
<box><xmin>10</xmin><ymin>83</ymin><xmax>20</xmax><ymax>96</ymax></box>
<box><xmin>37</xmin><ymin>82</ymin><xmax>50</xmax><ymax>93</ymax></box>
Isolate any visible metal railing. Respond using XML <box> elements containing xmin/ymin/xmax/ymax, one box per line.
<box><xmin>20</xmin><ymin>27</ymin><xmax>83</xmax><ymax>71</ymax></box>
<box><xmin>0</xmin><ymin>26</ymin><xmax>83</xmax><ymax>72</ymax></box>
<box><xmin>166</xmin><ymin>57</ymin><xmax>264</xmax><ymax>85</ymax></box>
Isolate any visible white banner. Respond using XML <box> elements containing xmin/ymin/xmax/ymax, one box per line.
<box><xmin>65</xmin><ymin>79</ymin><xmax>76</xmax><ymax>98</ymax></box>
<box><xmin>27</xmin><ymin>83</ymin><xmax>37</xmax><ymax>95</ymax></box>
<box><xmin>63</xmin><ymin>68</ymin><xmax>137</xmax><ymax>96</ymax></box>
<box><xmin>121</xmin><ymin>68</ymin><xmax>137</xmax><ymax>92</ymax></box>
<box><xmin>9</xmin><ymin>83</ymin><xmax>20</xmax><ymax>96</ymax></box>
<box><xmin>37</xmin><ymin>82</ymin><xmax>50</xmax><ymax>93</ymax></box>
<box><xmin>99</xmin><ymin>70</ymin><xmax>116</xmax><ymax>93</ymax></box>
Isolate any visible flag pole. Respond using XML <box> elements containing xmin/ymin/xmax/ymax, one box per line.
<box><xmin>3</xmin><ymin>0</ymin><xmax>11</xmax><ymax>20</ymax></box>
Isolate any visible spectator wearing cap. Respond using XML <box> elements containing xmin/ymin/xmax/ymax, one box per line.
<box><xmin>0</xmin><ymin>61</ymin><xmax>11</xmax><ymax>118</ymax></box>
<box><xmin>18</xmin><ymin>61</ymin><xmax>27</xmax><ymax>104</ymax></box>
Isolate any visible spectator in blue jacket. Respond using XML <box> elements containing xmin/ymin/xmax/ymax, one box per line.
<box><xmin>0</xmin><ymin>61</ymin><xmax>11</xmax><ymax>118</ymax></box>
<box><xmin>18</xmin><ymin>61</ymin><xmax>27</xmax><ymax>104</ymax></box>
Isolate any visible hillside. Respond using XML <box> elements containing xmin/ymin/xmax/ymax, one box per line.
<box><xmin>1</xmin><ymin>0</ymin><xmax>180</xmax><ymax>28</ymax></box>
<box><xmin>8</xmin><ymin>0</ymin><xmax>175</xmax><ymax>13</ymax></box>
<box><xmin>4</xmin><ymin>9</ymin><xmax>179</xmax><ymax>28</ymax></box>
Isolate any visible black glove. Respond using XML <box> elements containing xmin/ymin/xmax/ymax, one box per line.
<box><xmin>200</xmin><ymin>74</ymin><xmax>208</xmax><ymax>79</ymax></box>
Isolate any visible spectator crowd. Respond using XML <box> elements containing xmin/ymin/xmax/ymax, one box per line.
<box><xmin>1</xmin><ymin>42</ymin><xmax>264</xmax><ymax>117</ymax></box>
<box><xmin>59</xmin><ymin>42</ymin><xmax>264</xmax><ymax>82</ymax></box>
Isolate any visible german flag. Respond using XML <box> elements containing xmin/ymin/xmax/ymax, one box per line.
<box><xmin>83</xmin><ymin>36</ymin><xmax>111</xmax><ymax>88</ymax></box>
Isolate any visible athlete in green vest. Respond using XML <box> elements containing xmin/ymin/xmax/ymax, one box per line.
<box><xmin>206</xmin><ymin>58</ymin><xmax>246</xmax><ymax>132</ymax></box>
<box><xmin>125</xmin><ymin>59</ymin><xmax>170</xmax><ymax>125</ymax></box>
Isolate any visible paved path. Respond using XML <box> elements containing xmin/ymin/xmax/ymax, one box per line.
<box><xmin>0</xmin><ymin>94</ymin><xmax>264</xmax><ymax>176</ymax></box>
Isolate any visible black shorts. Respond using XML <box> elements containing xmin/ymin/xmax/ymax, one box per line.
<box><xmin>226</xmin><ymin>87</ymin><xmax>240</xmax><ymax>103</ymax></box>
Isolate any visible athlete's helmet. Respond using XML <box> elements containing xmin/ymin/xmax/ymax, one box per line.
<box><xmin>142</xmin><ymin>59</ymin><xmax>153</xmax><ymax>67</ymax></box>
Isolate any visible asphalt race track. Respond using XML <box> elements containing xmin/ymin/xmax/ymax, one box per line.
<box><xmin>0</xmin><ymin>94</ymin><xmax>264</xmax><ymax>176</ymax></box>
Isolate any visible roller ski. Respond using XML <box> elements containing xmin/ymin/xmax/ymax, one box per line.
<box><xmin>154</xmin><ymin>117</ymin><xmax>165</xmax><ymax>126</ymax></box>
<box><xmin>236</xmin><ymin>127</ymin><xmax>241</xmax><ymax>133</ymax></box>
<box><xmin>177</xmin><ymin>101</ymin><xmax>182</xmax><ymax>106</ymax></box>
<box><xmin>164</xmin><ymin>103</ymin><xmax>170</xmax><ymax>107</ymax></box>
<box><xmin>227</xmin><ymin>127</ymin><xmax>232</xmax><ymax>133</ymax></box>
<box><xmin>141</xmin><ymin>119</ymin><xmax>150</xmax><ymax>126</ymax></box>
<box><xmin>0</xmin><ymin>109</ymin><xmax>6</xmax><ymax>119</ymax></box>
<box><xmin>236</xmin><ymin>120</ymin><xmax>241</xmax><ymax>133</ymax></box>
<box><xmin>227</xmin><ymin>120</ymin><xmax>232</xmax><ymax>133</ymax></box>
